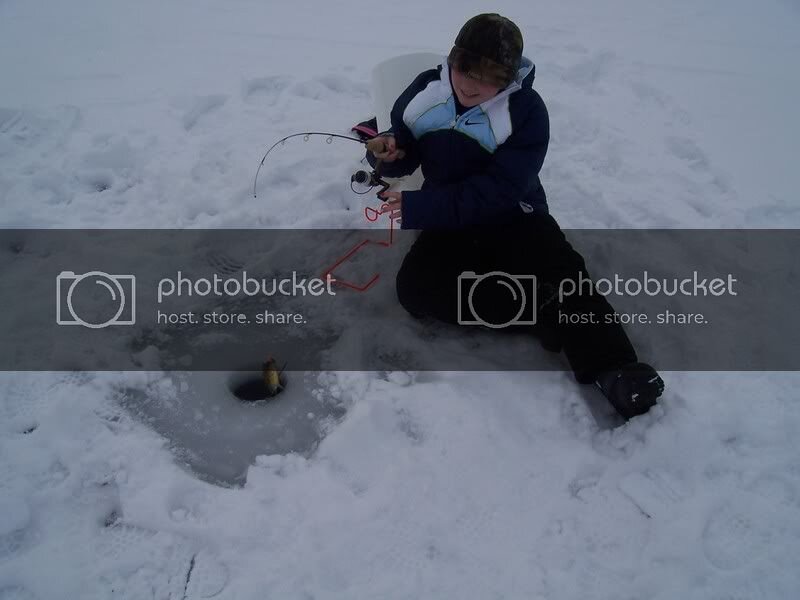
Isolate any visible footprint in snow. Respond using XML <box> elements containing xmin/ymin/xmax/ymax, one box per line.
<box><xmin>242</xmin><ymin>74</ymin><xmax>292</xmax><ymax>105</ymax></box>
<box><xmin>181</xmin><ymin>95</ymin><xmax>228</xmax><ymax>131</ymax></box>
<box><xmin>76</xmin><ymin>136</ymin><xmax>143</xmax><ymax>194</ymax></box>
<box><xmin>0</xmin><ymin>106</ymin><xmax>80</xmax><ymax>158</ymax></box>
<box><xmin>290</xmin><ymin>74</ymin><xmax>370</xmax><ymax>101</ymax></box>
<box><xmin>558</xmin><ymin>51</ymin><xmax>618</xmax><ymax>91</ymax></box>
<box><xmin>665</xmin><ymin>136</ymin><xmax>710</xmax><ymax>172</ymax></box>
<box><xmin>628</xmin><ymin>80</ymin><xmax>692</xmax><ymax>125</ymax></box>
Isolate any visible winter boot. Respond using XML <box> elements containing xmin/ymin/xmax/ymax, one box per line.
<box><xmin>596</xmin><ymin>362</ymin><xmax>664</xmax><ymax>419</ymax></box>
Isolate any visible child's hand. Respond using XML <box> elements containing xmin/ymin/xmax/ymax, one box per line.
<box><xmin>378</xmin><ymin>190</ymin><xmax>402</xmax><ymax>218</ymax></box>
<box><xmin>367</xmin><ymin>135</ymin><xmax>404</xmax><ymax>162</ymax></box>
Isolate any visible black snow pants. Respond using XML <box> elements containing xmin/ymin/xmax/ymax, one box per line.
<box><xmin>395</xmin><ymin>212</ymin><xmax>637</xmax><ymax>383</ymax></box>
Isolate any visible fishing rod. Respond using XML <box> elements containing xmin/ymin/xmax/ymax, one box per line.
<box><xmin>252</xmin><ymin>131</ymin><xmax>400</xmax><ymax>199</ymax></box>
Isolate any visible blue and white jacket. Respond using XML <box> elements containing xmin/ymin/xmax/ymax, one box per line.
<box><xmin>368</xmin><ymin>56</ymin><xmax>549</xmax><ymax>229</ymax></box>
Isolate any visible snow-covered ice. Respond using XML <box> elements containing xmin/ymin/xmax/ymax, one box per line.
<box><xmin>1</xmin><ymin>0</ymin><xmax>800</xmax><ymax>598</ymax></box>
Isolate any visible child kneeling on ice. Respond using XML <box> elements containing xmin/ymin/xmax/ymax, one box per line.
<box><xmin>365</xmin><ymin>13</ymin><xmax>664</xmax><ymax>419</ymax></box>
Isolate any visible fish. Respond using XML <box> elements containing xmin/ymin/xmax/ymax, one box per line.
<box><xmin>262</xmin><ymin>356</ymin><xmax>286</xmax><ymax>397</ymax></box>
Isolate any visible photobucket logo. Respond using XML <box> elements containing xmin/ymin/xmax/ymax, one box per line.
<box><xmin>558</xmin><ymin>271</ymin><xmax>738</xmax><ymax>302</ymax></box>
<box><xmin>157</xmin><ymin>271</ymin><xmax>336</xmax><ymax>303</ymax></box>
<box><xmin>56</xmin><ymin>271</ymin><xmax>136</xmax><ymax>328</ymax></box>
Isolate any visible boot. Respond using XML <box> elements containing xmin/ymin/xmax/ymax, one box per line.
<box><xmin>596</xmin><ymin>362</ymin><xmax>664</xmax><ymax>419</ymax></box>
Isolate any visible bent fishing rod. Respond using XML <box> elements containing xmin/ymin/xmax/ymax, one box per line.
<box><xmin>252</xmin><ymin>131</ymin><xmax>403</xmax><ymax>199</ymax></box>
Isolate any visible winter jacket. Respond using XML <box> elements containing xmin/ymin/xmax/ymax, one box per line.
<box><xmin>367</xmin><ymin>56</ymin><xmax>549</xmax><ymax>229</ymax></box>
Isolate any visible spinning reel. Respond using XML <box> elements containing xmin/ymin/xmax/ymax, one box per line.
<box><xmin>350</xmin><ymin>159</ymin><xmax>391</xmax><ymax>198</ymax></box>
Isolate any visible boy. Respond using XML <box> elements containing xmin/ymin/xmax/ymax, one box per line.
<box><xmin>365</xmin><ymin>14</ymin><xmax>664</xmax><ymax>419</ymax></box>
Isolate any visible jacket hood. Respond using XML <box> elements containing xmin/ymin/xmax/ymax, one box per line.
<box><xmin>516</xmin><ymin>56</ymin><xmax>536</xmax><ymax>89</ymax></box>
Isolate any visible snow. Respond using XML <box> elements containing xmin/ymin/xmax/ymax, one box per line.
<box><xmin>2</xmin><ymin>0</ymin><xmax>800</xmax><ymax>599</ymax></box>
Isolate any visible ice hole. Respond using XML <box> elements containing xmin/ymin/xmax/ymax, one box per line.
<box><xmin>115</xmin><ymin>371</ymin><xmax>345</xmax><ymax>487</ymax></box>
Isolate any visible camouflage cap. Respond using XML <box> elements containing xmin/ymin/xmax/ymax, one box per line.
<box><xmin>448</xmin><ymin>13</ymin><xmax>523</xmax><ymax>88</ymax></box>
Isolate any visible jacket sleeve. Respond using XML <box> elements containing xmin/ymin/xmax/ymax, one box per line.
<box><xmin>365</xmin><ymin>70</ymin><xmax>434</xmax><ymax>178</ymax></box>
<box><xmin>400</xmin><ymin>98</ymin><xmax>549</xmax><ymax>229</ymax></box>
